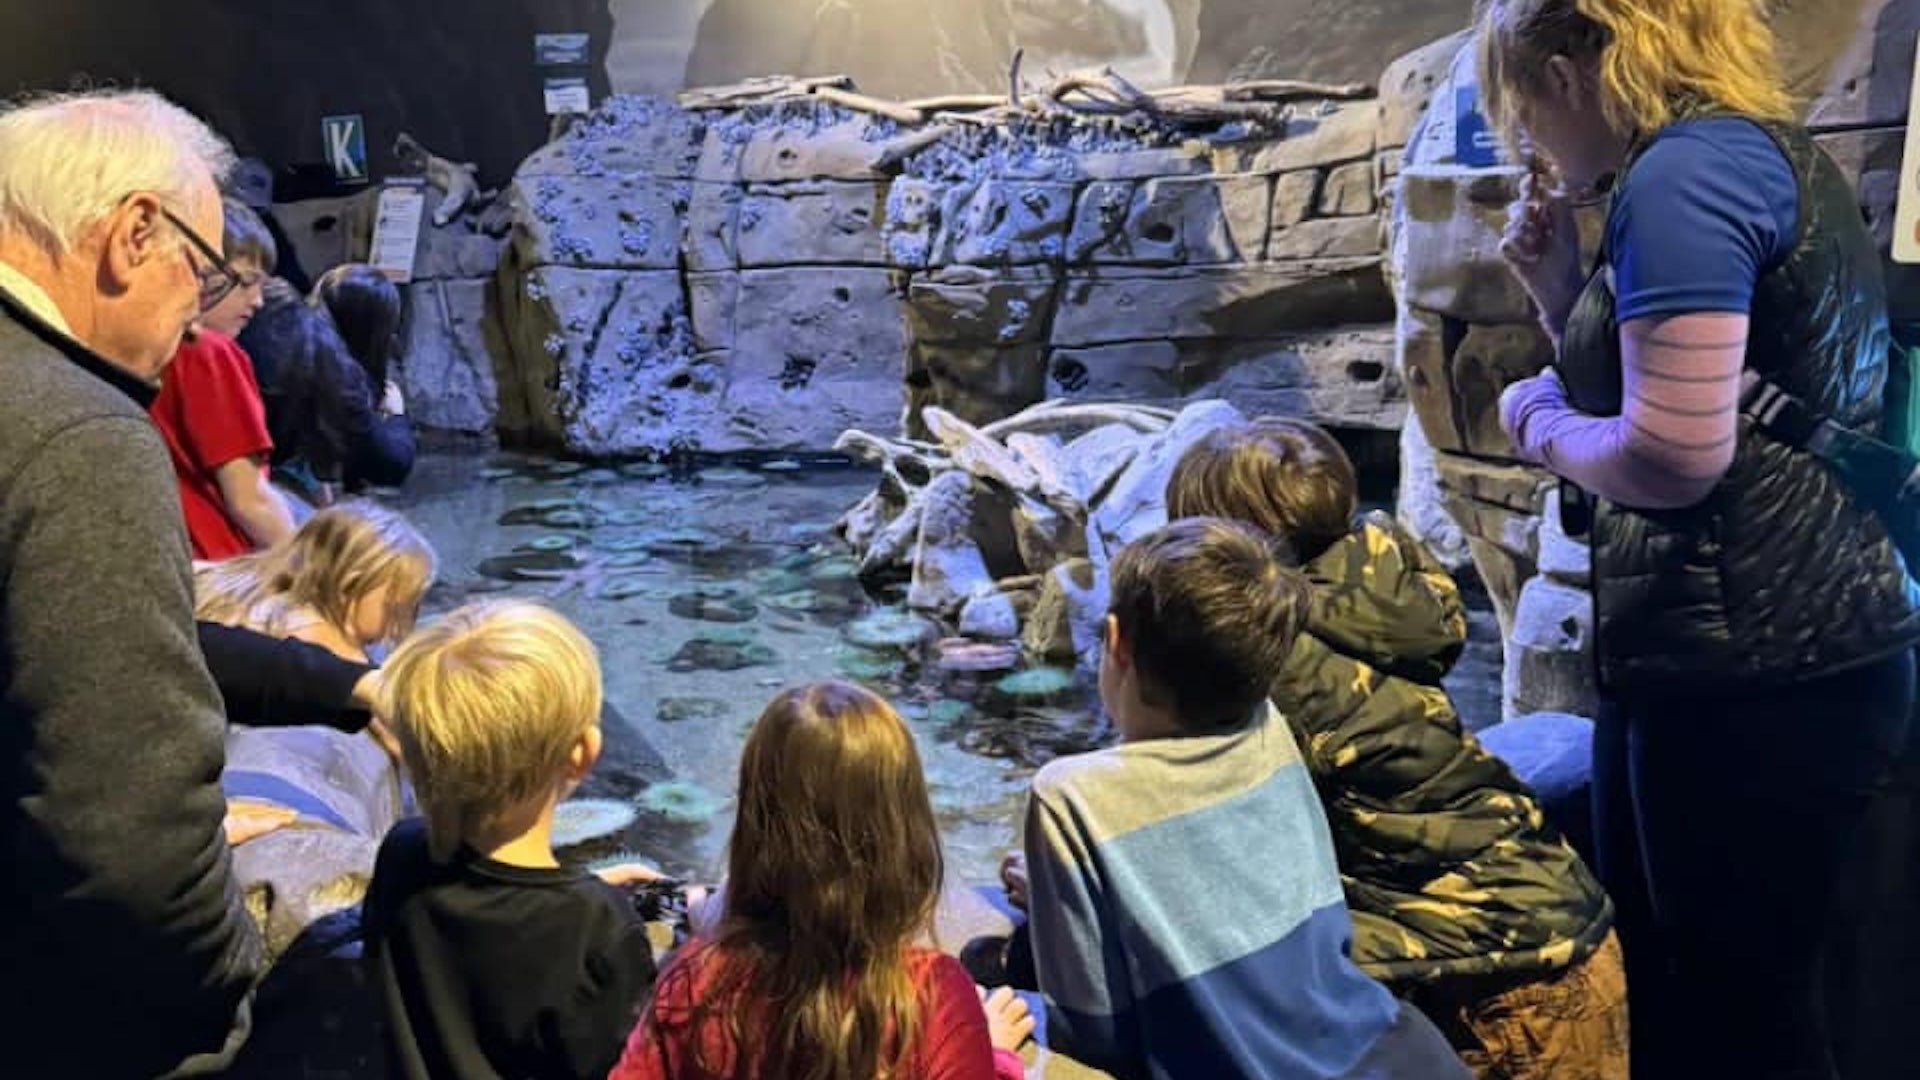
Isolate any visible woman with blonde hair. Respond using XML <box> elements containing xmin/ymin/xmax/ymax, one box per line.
<box><xmin>611</xmin><ymin>680</ymin><xmax>1033</xmax><ymax>1080</ymax></box>
<box><xmin>1478</xmin><ymin>1</ymin><xmax>1920</xmax><ymax>1076</ymax></box>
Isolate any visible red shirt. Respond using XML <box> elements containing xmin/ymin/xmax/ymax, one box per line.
<box><xmin>149</xmin><ymin>329</ymin><xmax>275</xmax><ymax>561</ymax></box>
<box><xmin>611</xmin><ymin>944</ymin><xmax>1022</xmax><ymax>1080</ymax></box>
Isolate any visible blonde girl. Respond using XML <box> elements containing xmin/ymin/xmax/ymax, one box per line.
<box><xmin>196</xmin><ymin>499</ymin><xmax>436</xmax><ymax>664</ymax></box>
<box><xmin>1478</xmin><ymin>3</ymin><xmax>1920</xmax><ymax>1077</ymax></box>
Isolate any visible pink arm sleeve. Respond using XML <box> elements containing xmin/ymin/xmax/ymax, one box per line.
<box><xmin>1504</xmin><ymin>312</ymin><xmax>1747</xmax><ymax>509</ymax></box>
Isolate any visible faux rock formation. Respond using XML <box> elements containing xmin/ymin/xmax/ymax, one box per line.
<box><xmin>836</xmin><ymin>398</ymin><xmax>1245</xmax><ymax>672</ymax></box>
<box><xmin>487</xmin><ymin>68</ymin><xmax>1405</xmax><ymax>456</ymax></box>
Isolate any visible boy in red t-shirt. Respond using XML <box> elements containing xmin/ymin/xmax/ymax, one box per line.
<box><xmin>149</xmin><ymin>199</ymin><xmax>295</xmax><ymax>560</ymax></box>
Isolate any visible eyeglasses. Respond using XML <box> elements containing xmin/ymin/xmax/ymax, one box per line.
<box><xmin>159</xmin><ymin>207</ymin><xmax>251</xmax><ymax>312</ymax></box>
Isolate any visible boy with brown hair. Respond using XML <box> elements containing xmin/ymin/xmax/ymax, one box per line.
<box><xmin>148</xmin><ymin>196</ymin><xmax>297</xmax><ymax>558</ymax></box>
<box><xmin>364</xmin><ymin>600</ymin><xmax>658</xmax><ymax>1080</ymax></box>
<box><xmin>1165</xmin><ymin>418</ymin><xmax>1627</xmax><ymax>1080</ymax></box>
<box><xmin>1021</xmin><ymin>517</ymin><xmax>1470</xmax><ymax>1080</ymax></box>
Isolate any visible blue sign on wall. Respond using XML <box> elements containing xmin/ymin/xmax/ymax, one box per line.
<box><xmin>1454</xmin><ymin>86</ymin><xmax>1503</xmax><ymax>168</ymax></box>
<box><xmin>322</xmin><ymin>114</ymin><xmax>369</xmax><ymax>184</ymax></box>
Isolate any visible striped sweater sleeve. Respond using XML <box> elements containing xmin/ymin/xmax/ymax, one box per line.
<box><xmin>1023</xmin><ymin>786</ymin><xmax>1140</xmax><ymax>1079</ymax></box>
<box><xmin>1502</xmin><ymin>312</ymin><xmax>1746</xmax><ymax>509</ymax></box>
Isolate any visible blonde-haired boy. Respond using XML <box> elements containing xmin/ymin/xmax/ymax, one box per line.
<box><xmin>363</xmin><ymin>600</ymin><xmax>658</xmax><ymax>1080</ymax></box>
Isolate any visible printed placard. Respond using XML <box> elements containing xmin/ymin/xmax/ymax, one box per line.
<box><xmin>544</xmin><ymin>77</ymin><xmax>591</xmax><ymax>116</ymax></box>
<box><xmin>536</xmin><ymin>33</ymin><xmax>591</xmax><ymax>66</ymax></box>
<box><xmin>1894</xmin><ymin>38</ymin><xmax>1920</xmax><ymax>263</ymax></box>
<box><xmin>369</xmin><ymin>182</ymin><xmax>427</xmax><ymax>283</ymax></box>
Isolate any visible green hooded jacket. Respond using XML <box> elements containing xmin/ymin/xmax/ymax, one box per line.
<box><xmin>1269</xmin><ymin>511</ymin><xmax>1613</xmax><ymax>985</ymax></box>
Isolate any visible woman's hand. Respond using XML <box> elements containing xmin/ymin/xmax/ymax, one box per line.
<box><xmin>1499</xmin><ymin>367</ymin><xmax>1569</xmax><ymax>465</ymax></box>
<box><xmin>999</xmin><ymin>851</ymin><xmax>1029</xmax><ymax>912</ymax></box>
<box><xmin>979</xmin><ymin>985</ymin><xmax>1036</xmax><ymax>1053</ymax></box>
<box><xmin>380</xmin><ymin>378</ymin><xmax>407</xmax><ymax>418</ymax></box>
<box><xmin>1501</xmin><ymin>171</ymin><xmax>1584</xmax><ymax>337</ymax></box>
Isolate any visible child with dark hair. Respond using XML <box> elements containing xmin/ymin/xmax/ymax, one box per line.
<box><xmin>238</xmin><ymin>264</ymin><xmax>414</xmax><ymax>504</ymax></box>
<box><xmin>1022</xmin><ymin>517</ymin><xmax>1470</xmax><ymax>1080</ymax></box>
<box><xmin>313</xmin><ymin>263</ymin><xmax>403</xmax><ymax>404</ymax></box>
<box><xmin>1165</xmin><ymin>418</ymin><xmax>1626</xmax><ymax>1080</ymax></box>
<box><xmin>148</xmin><ymin>197</ymin><xmax>297</xmax><ymax>557</ymax></box>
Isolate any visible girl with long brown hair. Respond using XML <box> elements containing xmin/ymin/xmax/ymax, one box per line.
<box><xmin>611</xmin><ymin>681</ymin><xmax>1032</xmax><ymax>1080</ymax></box>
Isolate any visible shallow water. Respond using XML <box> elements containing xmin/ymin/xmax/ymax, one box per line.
<box><xmin>393</xmin><ymin>448</ymin><xmax>1504</xmax><ymax>886</ymax></box>
<box><xmin>392</xmin><ymin>449</ymin><xmax>1105</xmax><ymax>885</ymax></box>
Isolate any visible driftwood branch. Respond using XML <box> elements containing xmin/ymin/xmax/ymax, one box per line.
<box><xmin>903</xmin><ymin>94</ymin><xmax>1009</xmax><ymax>113</ymax></box>
<box><xmin>1224</xmin><ymin>79</ymin><xmax>1374</xmax><ymax>101</ymax></box>
<box><xmin>979</xmin><ymin>402</ymin><xmax>1174</xmax><ymax>441</ymax></box>
<box><xmin>873</xmin><ymin>124</ymin><xmax>955</xmax><ymax>171</ymax></box>
<box><xmin>679</xmin><ymin>74</ymin><xmax>854</xmax><ymax>109</ymax></box>
<box><xmin>811</xmin><ymin>85</ymin><xmax>925</xmax><ymax>125</ymax></box>
<box><xmin>924</xmin><ymin>407</ymin><xmax>1042</xmax><ymax>493</ymax></box>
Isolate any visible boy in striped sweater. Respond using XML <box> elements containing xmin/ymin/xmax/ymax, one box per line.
<box><xmin>1022</xmin><ymin>518</ymin><xmax>1469</xmax><ymax>1080</ymax></box>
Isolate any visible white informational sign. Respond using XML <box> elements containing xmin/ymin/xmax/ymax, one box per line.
<box><xmin>369</xmin><ymin>182</ymin><xmax>427</xmax><ymax>284</ymax></box>
<box><xmin>535</xmin><ymin>33</ymin><xmax>590</xmax><ymax>66</ymax></box>
<box><xmin>544</xmin><ymin>77</ymin><xmax>591</xmax><ymax>116</ymax></box>
<box><xmin>1895</xmin><ymin>39</ymin><xmax>1920</xmax><ymax>264</ymax></box>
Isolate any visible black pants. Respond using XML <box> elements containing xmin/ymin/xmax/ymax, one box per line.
<box><xmin>1594</xmin><ymin>649</ymin><xmax>1919</xmax><ymax>1080</ymax></box>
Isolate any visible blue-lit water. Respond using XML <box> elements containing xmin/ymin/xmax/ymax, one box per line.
<box><xmin>393</xmin><ymin>447</ymin><xmax>1503</xmax><ymax>886</ymax></box>
<box><xmin>393</xmin><ymin>449</ymin><xmax>1104</xmax><ymax>885</ymax></box>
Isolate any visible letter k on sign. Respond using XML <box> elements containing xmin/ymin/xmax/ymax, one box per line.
<box><xmin>322</xmin><ymin>115</ymin><xmax>369</xmax><ymax>184</ymax></box>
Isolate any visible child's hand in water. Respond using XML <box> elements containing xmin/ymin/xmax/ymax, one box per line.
<box><xmin>223</xmin><ymin>799</ymin><xmax>297</xmax><ymax>846</ymax></box>
<box><xmin>979</xmin><ymin>985</ymin><xmax>1035</xmax><ymax>1053</ymax></box>
<box><xmin>999</xmin><ymin>851</ymin><xmax>1029</xmax><ymax>912</ymax></box>
<box><xmin>594</xmin><ymin>862</ymin><xmax>668</xmax><ymax>888</ymax></box>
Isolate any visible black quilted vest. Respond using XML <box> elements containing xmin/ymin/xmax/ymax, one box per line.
<box><xmin>1558</xmin><ymin>116</ymin><xmax>1920</xmax><ymax>691</ymax></box>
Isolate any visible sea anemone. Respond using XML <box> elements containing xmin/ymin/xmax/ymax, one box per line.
<box><xmin>552</xmin><ymin>798</ymin><xmax>639</xmax><ymax>849</ymax></box>
<box><xmin>995</xmin><ymin>667</ymin><xmax>1080</xmax><ymax>700</ymax></box>
<box><xmin>834</xmin><ymin>645</ymin><xmax>904</xmax><ymax>682</ymax></box>
<box><xmin>637</xmin><ymin>780</ymin><xmax>726</xmax><ymax>824</ymax></box>
<box><xmin>844</xmin><ymin>609</ymin><xmax>936</xmax><ymax>652</ymax></box>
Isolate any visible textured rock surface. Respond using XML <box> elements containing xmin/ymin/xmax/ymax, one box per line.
<box><xmin>1395</xmin><ymin>414</ymin><xmax>1472</xmax><ymax>570</ymax></box>
<box><xmin>501</xmin><ymin>266</ymin><xmax>717</xmax><ymax>456</ymax></box>
<box><xmin>1506</xmin><ymin>576</ymin><xmax>1600</xmax><ymax>720</ymax></box>
<box><xmin>1024</xmin><ymin>558</ymin><xmax>1106</xmax><ymax>664</ymax></box>
<box><xmin>1050</xmin><ymin>262</ymin><xmax>1392</xmax><ymax>346</ymax></box>
<box><xmin>722</xmin><ymin>268</ymin><xmax>906</xmax><ymax>449</ymax></box>
<box><xmin>1047</xmin><ymin>326</ymin><xmax>1403</xmax><ymax>429</ymax></box>
<box><xmin>737</xmin><ymin>181</ymin><xmax>888</xmax><ymax>266</ymax></box>
<box><xmin>398</xmin><ymin>279</ymin><xmax>500</xmax><ymax>436</ymax></box>
<box><xmin>493</xmin><ymin>78</ymin><xmax>1418</xmax><ymax>453</ymax></box>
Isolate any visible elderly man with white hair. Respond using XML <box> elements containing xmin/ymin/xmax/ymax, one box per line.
<box><xmin>0</xmin><ymin>90</ymin><xmax>264</xmax><ymax>1077</ymax></box>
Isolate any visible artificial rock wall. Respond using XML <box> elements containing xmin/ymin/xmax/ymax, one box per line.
<box><xmin>466</xmin><ymin>79</ymin><xmax>1416</xmax><ymax>457</ymax></box>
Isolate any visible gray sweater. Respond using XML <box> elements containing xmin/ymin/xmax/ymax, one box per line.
<box><xmin>0</xmin><ymin>295</ymin><xmax>261</xmax><ymax>1076</ymax></box>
